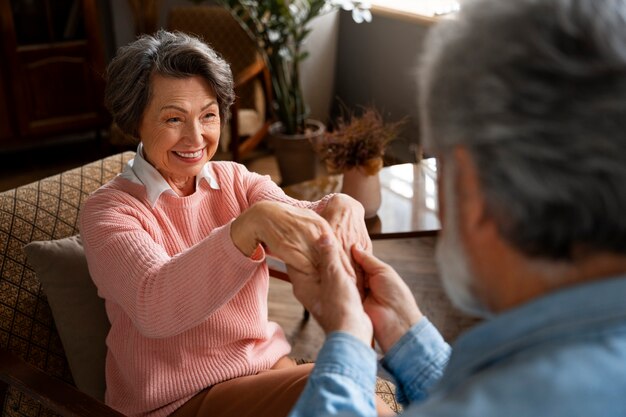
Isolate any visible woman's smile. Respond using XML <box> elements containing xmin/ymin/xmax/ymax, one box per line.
<box><xmin>172</xmin><ymin>148</ymin><xmax>205</xmax><ymax>162</ymax></box>
<box><xmin>138</xmin><ymin>74</ymin><xmax>222</xmax><ymax>195</ymax></box>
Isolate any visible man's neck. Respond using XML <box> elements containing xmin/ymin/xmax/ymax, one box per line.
<box><xmin>484</xmin><ymin>248</ymin><xmax>626</xmax><ymax>313</ymax></box>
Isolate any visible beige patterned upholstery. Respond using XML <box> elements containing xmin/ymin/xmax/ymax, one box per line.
<box><xmin>0</xmin><ymin>152</ymin><xmax>134</xmax><ymax>416</ymax></box>
<box><xmin>0</xmin><ymin>152</ymin><xmax>402</xmax><ymax>415</ymax></box>
<box><xmin>376</xmin><ymin>379</ymin><xmax>403</xmax><ymax>413</ymax></box>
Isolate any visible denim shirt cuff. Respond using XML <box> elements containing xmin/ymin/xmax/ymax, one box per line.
<box><xmin>313</xmin><ymin>331</ymin><xmax>378</xmax><ymax>392</ymax></box>
<box><xmin>381</xmin><ymin>317</ymin><xmax>451</xmax><ymax>403</ymax></box>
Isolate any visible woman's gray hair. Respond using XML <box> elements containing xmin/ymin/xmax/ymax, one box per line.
<box><xmin>419</xmin><ymin>0</ymin><xmax>626</xmax><ymax>259</ymax></box>
<box><xmin>105</xmin><ymin>30</ymin><xmax>235</xmax><ymax>138</ymax></box>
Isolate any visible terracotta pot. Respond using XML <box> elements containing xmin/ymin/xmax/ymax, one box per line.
<box><xmin>270</xmin><ymin>119</ymin><xmax>325</xmax><ymax>186</ymax></box>
<box><xmin>341</xmin><ymin>167</ymin><xmax>382</xmax><ymax>219</ymax></box>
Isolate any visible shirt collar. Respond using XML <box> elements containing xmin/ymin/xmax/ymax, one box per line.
<box><xmin>119</xmin><ymin>143</ymin><xmax>219</xmax><ymax>207</ymax></box>
<box><xmin>439</xmin><ymin>274</ymin><xmax>626</xmax><ymax>392</ymax></box>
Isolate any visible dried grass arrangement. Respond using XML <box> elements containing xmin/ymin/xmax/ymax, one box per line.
<box><xmin>315</xmin><ymin>106</ymin><xmax>407</xmax><ymax>175</ymax></box>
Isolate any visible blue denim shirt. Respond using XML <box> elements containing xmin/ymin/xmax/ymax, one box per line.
<box><xmin>289</xmin><ymin>275</ymin><xmax>626</xmax><ymax>417</ymax></box>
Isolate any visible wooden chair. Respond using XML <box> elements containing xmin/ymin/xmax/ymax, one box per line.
<box><xmin>168</xmin><ymin>6</ymin><xmax>272</xmax><ymax>162</ymax></box>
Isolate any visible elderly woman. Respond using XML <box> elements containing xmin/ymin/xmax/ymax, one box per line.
<box><xmin>79</xmin><ymin>31</ymin><xmax>388</xmax><ymax>417</ymax></box>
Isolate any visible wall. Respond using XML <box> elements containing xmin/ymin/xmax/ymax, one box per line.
<box><xmin>300</xmin><ymin>11</ymin><xmax>340</xmax><ymax>123</ymax></box>
<box><xmin>334</xmin><ymin>11</ymin><xmax>432</xmax><ymax>163</ymax></box>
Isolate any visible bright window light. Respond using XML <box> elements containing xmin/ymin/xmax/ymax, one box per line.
<box><xmin>389</xmin><ymin>178</ymin><xmax>414</xmax><ymax>199</ymax></box>
<box><xmin>425</xmin><ymin>196</ymin><xmax>437</xmax><ymax>210</ymax></box>
<box><xmin>370</xmin><ymin>0</ymin><xmax>460</xmax><ymax>17</ymax></box>
<box><xmin>425</xmin><ymin>175</ymin><xmax>436</xmax><ymax>195</ymax></box>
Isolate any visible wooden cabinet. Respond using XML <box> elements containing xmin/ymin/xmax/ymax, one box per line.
<box><xmin>0</xmin><ymin>0</ymin><xmax>108</xmax><ymax>149</ymax></box>
<box><xmin>0</xmin><ymin>62</ymin><xmax>13</xmax><ymax>141</ymax></box>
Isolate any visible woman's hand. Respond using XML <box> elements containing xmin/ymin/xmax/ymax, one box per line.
<box><xmin>321</xmin><ymin>194</ymin><xmax>372</xmax><ymax>252</ymax></box>
<box><xmin>320</xmin><ymin>194</ymin><xmax>373</xmax><ymax>296</ymax></box>
<box><xmin>231</xmin><ymin>201</ymin><xmax>334</xmax><ymax>276</ymax></box>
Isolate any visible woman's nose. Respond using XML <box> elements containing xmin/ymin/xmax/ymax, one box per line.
<box><xmin>183</xmin><ymin>121</ymin><xmax>204</xmax><ymax>146</ymax></box>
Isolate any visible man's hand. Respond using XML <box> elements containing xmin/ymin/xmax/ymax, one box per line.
<box><xmin>288</xmin><ymin>234</ymin><xmax>373</xmax><ymax>346</ymax></box>
<box><xmin>352</xmin><ymin>245</ymin><xmax>423</xmax><ymax>353</ymax></box>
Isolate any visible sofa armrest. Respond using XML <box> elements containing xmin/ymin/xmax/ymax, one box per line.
<box><xmin>0</xmin><ymin>350</ymin><xmax>125</xmax><ymax>417</ymax></box>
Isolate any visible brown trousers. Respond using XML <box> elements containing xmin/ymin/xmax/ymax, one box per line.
<box><xmin>170</xmin><ymin>357</ymin><xmax>393</xmax><ymax>417</ymax></box>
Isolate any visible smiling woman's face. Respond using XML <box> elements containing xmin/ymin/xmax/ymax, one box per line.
<box><xmin>138</xmin><ymin>74</ymin><xmax>221</xmax><ymax>184</ymax></box>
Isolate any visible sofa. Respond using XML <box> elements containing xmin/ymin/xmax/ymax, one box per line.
<box><xmin>0</xmin><ymin>152</ymin><xmax>404</xmax><ymax>416</ymax></box>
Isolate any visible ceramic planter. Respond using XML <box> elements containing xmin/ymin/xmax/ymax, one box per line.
<box><xmin>340</xmin><ymin>167</ymin><xmax>382</xmax><ymax>219</ymax></box>
<box><xmin>269</xmin><ymin>119</ymin><xmax>325</xmax><ymax>186</ymax></box>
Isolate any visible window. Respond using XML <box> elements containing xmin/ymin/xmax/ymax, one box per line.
<box><xmin>370</xmin><ymin>0</ymin><xmax>460</xmax><ymax>23</ymax></box>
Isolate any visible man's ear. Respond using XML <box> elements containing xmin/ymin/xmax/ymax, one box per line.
<box><xmin>452</xmin><ymin>146</ymin><xmax>491</xmax><ymax>238</ymax></box>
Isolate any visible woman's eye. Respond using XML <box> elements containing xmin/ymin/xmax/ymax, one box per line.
<box><xmin>203</xmin><ymin>113</ymin><xmax>218</xmax><ymax>122</ymax></box>
<box><xmin>166</xmin><ymin>117</ymin><xmax>181</xmax><ymax>123</ymax></box>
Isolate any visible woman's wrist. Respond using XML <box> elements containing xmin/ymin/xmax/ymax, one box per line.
<box><xmin>231</xmin><ymin>206</ymin><xmax>263</xmax><ymax>257</ymax></box>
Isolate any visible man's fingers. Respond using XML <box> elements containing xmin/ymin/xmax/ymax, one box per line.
<box><xmin>282</xmin><ymin>248</ymin><xmax>317</xmax><ymax>275</ymax></box>
<box><xmin>317</xmin><ymin>234</ymin><xmax>338</xmax><ymax>272</ymax></box>
<box><xmin>351</xmin><ymin>245</ymin><xmax>388</xmax><ymax>274</ymax></box>
<box><xmin>318</xmin><ymin>234</ymin><xmax>357</xmax><ymax>281</ymax></box>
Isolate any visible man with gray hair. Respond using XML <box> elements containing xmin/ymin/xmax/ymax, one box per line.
<box><xmin>286</xmin><ymin>0</ymin><xmax>626</xmax><ymax>415</ymax></box>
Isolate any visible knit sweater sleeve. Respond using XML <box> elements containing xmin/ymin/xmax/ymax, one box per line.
<box><xmin>223</xmin><ymin>164</ymin><xmax>372</xmax><ymax>260</ymax></box>
<box><xmin>79</xmin><ymin>183</ymin><xmax>264</xmax><ymax>339</ymax></box>
<box><xmin>232</xmin><ymin>163</ymin><xmax>335</xmax><ymax>213</ymax></box>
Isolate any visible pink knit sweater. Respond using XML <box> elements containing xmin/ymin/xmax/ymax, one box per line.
<box><xmin>79</xmin><ymin>161</ymin><xmax>331</xmax><ymax>417</ymax></box>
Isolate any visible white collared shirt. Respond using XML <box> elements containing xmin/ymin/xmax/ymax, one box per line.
<box><xmin>120</xmin><ymin>144</ymin><xmax>220</xmax><ymax>207</ymax></box>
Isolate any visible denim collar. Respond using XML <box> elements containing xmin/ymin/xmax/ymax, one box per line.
<box><xmin>439</xmin><ymin>274</ymin><xmax>626</xmax><ymax>393</ymax></box>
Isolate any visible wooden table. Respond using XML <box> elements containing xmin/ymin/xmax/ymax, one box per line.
<box><xmin>283</xmin><ymin>158</ymin><xmax>441</xmax><ymax>240</ymax></box>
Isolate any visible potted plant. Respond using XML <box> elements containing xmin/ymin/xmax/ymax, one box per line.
<box><xmin>314</xmin><ymin>105</ymin><xmax>407</xmax><ymax>218</ymax></box>
<box><xmin>210</xmin><ymin>0</ymin><xmax>372</xmax><ymax>185</ymax></box>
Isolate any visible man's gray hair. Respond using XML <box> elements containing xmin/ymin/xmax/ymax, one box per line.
<box><xmin>420</xmin><ymin>0</ymin><xmax>626</xmax><ymax>259</ymax></box>
<box><xmin>105</xmin><ymin>30</ymin><xmax>235</xmax><ymax>139</ymax></box>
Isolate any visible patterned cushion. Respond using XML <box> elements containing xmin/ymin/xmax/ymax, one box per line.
<box><xmin>0</xmin><ymin>152</ymin><xmax>134</xmax><ymax>416</ymax></box>
<box><xmin>376</xmin><ymin>378</ymin><xmax>403</xmax><ymax>414</ymax></box>
<box><xmin>23</xmin><ymin>235</ymin><xmax>109</xmax><ymax>402</ymax></box>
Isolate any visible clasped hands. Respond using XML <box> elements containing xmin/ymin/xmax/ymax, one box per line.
<box><xmin>232</xmin><ymin>194</ymin><xmax>371</xmax><ymax>276</ymax></box>
<box><xmin>232</xmin><ymin>194</ymin><xmax>423</xmax><ymax>352</ymax></box>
